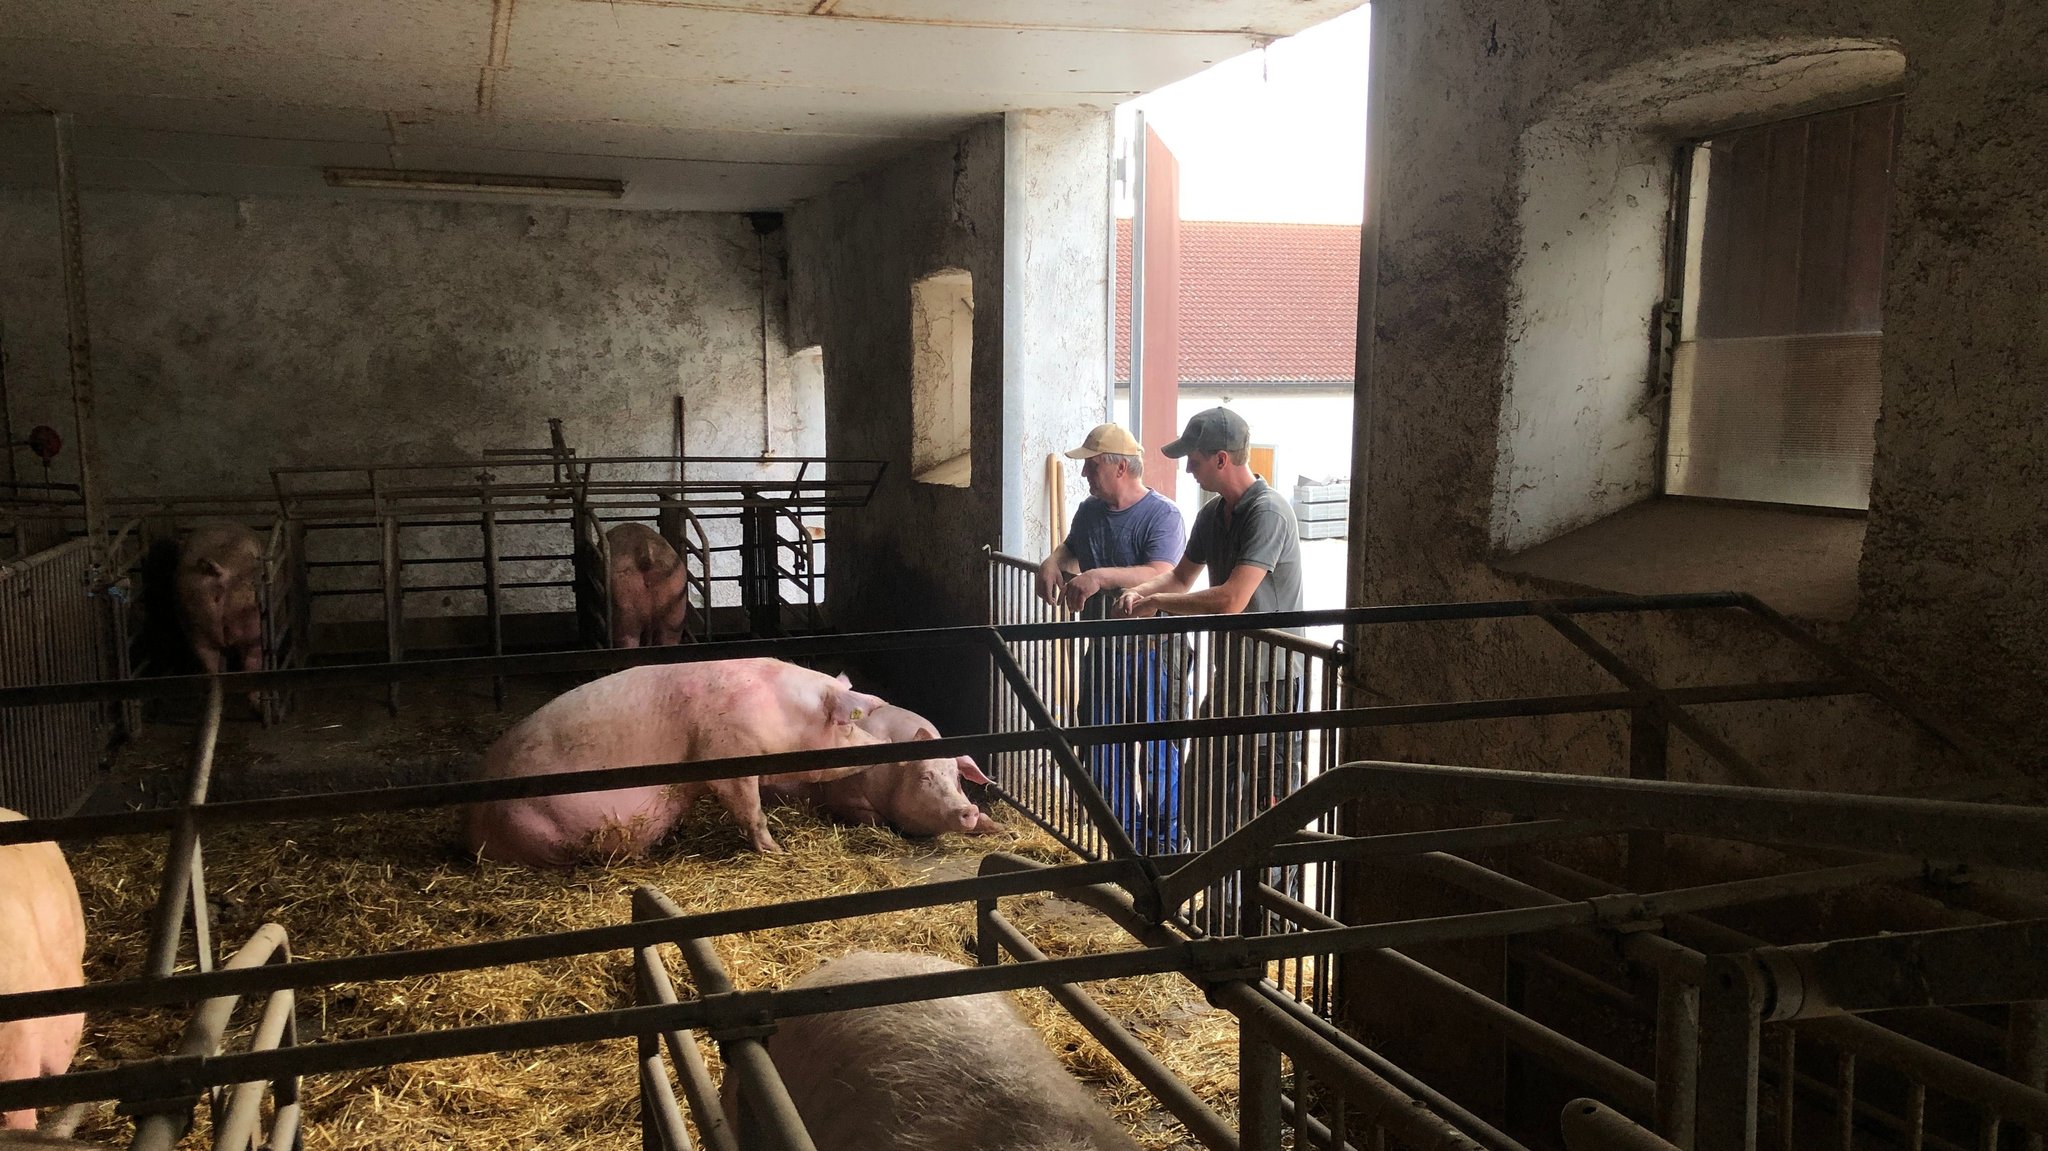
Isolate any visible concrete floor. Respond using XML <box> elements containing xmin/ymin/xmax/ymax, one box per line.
<box><xmin>1493</xmin><ymin>498</ymin><xmax>1866</xmax><ymax>621</ymax></box>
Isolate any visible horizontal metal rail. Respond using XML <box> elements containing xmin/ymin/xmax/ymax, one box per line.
<box><xmin>8</xmin><ymin>866</ymin><xmax>1905</xmax><ymax>1110</ymax></box>
<box><xmin>0</xmin><ymin>858</ymin><xmax>1142</xmax><ymax>1022</ymax></box>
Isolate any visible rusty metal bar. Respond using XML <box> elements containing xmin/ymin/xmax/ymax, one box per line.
<box><xmin>3</xmin><ymin>894</ymin><xmax>1689</xmax><ymax>1113</ymax></box>
<box><xmin>1253</xmin><ymin>882</ymin><xmax>1657</xmax><ymax>1117</ymax></box>
<box><xmin>980</xmin><ymin>629</ymin><xmax>1158</xmax><ymax>902</ymax></box>
<box><xmin>1222</xmin><ymin>987</ymin><xmax>1487</xmax><ymax>1151</ymax></box>
<box><xmin>1698</xmin><ymin>955</ymin><xmax>1768</xmax><ymax>1151</ymax></box>
<box><xmin>380</xmin><ymin>513</ymin><xmax>402</xmax><ymax>715</ymax></box>
<box><xmin>2012</xmin><ymin>1002</ymin><xmax>2048</xmax><ymax>1151</ymax></box>
<box><xmin>1656</xmin><ymin>972</ymin><xmax>1700</xmax><ymax>1149</ymax></box>
<box><xmin>1757</xmin><ymin>920</ymin><xmax>2048</xmax><ymax>1021</ymax></box>
<box><xmin>978</xmin><ymin>853</ymin><xmax>1528</xmax><ymax>1151</ymax></box>
<box><xmin>1536</xmin><ymin>605</ymin><xmax>1767</xmax><ymax>787</ymax></box>
<box><xmin>631</xmin><ymin>943</ymin><xmax>734</xmax><ymax>1151</ymax></box>
<box><xmin>1561</xmin><ymin>1098</ymin><xmax>1683</xmax><ymax>1151</ymax></box>
<box><xmin>632</xmin><ymin>887</ymin><xmax>739</xmax><ymax>1151</ymax></box>
<box><xmin>51</xmin><ymin>113</ymin><xmax>105</xmax><ymax>553</ymax></box>
<box><xmin>1336</xmin><ymin>762</ymin><xmax>2048</xmax><ymax>873</ymax></box>
<box><xmin>657</xmin><ymin>903</ymin><xmax>815</xmax><ymax>1151</ymax></box>
<box><xmin>213</xmin><ymin>982</ymin><xmax>297</xmax><ymax>1151</ymax></box>
<box><xmin>1</xmin><ymin>858</ymin><xmax>1141</xmax><ymax>1022</ymax></box>
<box><xmin>130</xmin><ymin>922</ymin><xmax>291</xmax><ymax>1151</ymax></box>
<box><xmin>145</xmin><ymin>679</ymin><xmax>221</xmax><ymax>978</ymax></box>
<box><xmin>639</xmin><ymin>1044</ymin><xmax>694</xmax><ymax>1151</ymax></box>
<box><xmin>980</xmin><ymin>910</ymin><xmax>1238</xmax><ymax>1151</ymax></box>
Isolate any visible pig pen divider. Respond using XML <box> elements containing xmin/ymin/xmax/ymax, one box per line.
<box><xmin>6</xmin><ymin>609</ymin><xmax>2048</xmax><ymax>1148</ymax></box>
<box><xmin>7</xmin><ymin>759</ymin><xmax>2048</xmax><ymax>1149</ymax></box>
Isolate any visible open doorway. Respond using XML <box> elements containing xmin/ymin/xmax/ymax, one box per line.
<box><xmin>1110</xmin><ymin>6</ymin><xmax>1370</xmax><ymax>629</ymax></box>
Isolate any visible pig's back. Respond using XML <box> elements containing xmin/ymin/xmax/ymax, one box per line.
<box><xmin>762</xmin><ymin>952</ymin><xmax>1142</xmax><ymax>1151</ymax></box>
<box><xmin>0</xmin><ymin>810</ymin><xmax>85</xmax><ymax>994</ymax></box>
<box><xmin>478</xmin><ymin>661</ymin><xmax>759</xmax><ymax>779</ymax></box>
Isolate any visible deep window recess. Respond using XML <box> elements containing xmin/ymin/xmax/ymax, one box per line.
<box><xmin>910</xmin><ymin>269</ymin><xmax>974</xmax><ymax>487</ymax></box>
<box><xmin>1666</xmin><ymin>98</ymin><xmax>1899</xmax><ymax>510</ymax></box>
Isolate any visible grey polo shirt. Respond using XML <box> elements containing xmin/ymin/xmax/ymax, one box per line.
<box><xmin>1185</xmin><ymin>479</ymin><xmax>1304</xmax><ymax>617</ymax></box>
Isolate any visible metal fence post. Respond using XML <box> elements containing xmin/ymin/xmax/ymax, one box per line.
<box><xmin>1699</xmin><ymin>955</ymin><xmax>1767</xmax><ymax>1151</ymax></box>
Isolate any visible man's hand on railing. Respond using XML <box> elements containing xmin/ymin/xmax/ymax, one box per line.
<box><xmin>1060</xmin><ymin>569</ymin><xmax>1107</xmax><ymax>612</ymax></box>
<box><xmin>1114</xmin><ymin>589</ymin><xmax>1161</xmax><ymax>619</ymax></box>
<box><xmin>1033</xmin><ymin>556</ymin><xmax>1075</xmax><ymax>607</ymax></box>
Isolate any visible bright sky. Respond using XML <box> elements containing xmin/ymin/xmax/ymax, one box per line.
<box><xmin>1115</xmin><ymin>5</ymin><xmax>1370</xmax><ymax>225</ymax></box>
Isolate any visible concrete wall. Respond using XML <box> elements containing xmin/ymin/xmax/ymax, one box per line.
<box><xmin>786</xmin><ymin>111</ymin><xmax>1111</xmax><ymax>733</ymax></box>
<box><xmin>0</xmin><ymin>190</ymin><xmax>816</xmax><ymax>625</ymax></box>
<box><xmin>786</xmin><ymin>121</ymin><xmax>1007</xmax><ymax>735</ymax></box>
<box><xmin>0</xmin><ymin>191</ymin><xmax>809</xmax><ymax>494</ymax></box>
<box><xmin>1348</xmin><ymin>0</ymin><xmax>2047</xmax><ymax>1113</ymax></box>
<box><xmin>1492</xmin><ymin>125</ymin><xmax>1668</xmax><ymax>552</ymax></box>
<box><xmin>1356</xmin><ymin>0</ymin><xmax>2046</xmax><ymax>779</ymax></box>
<box><xmin>1003</xmin><ymin>109</ymin><xmax>1114</xmax><ymax>558</ymax></box>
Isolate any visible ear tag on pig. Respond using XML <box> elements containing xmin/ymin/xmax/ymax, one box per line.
<box><xmin>831</xmin><ymin>685</ymin><xmax>887</xmax><ymax>727</ymax></box>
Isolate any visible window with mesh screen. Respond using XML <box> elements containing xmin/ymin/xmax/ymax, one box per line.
<box><xmin>1667</xmin><ymin>98</ymin><xmax>1899</xmax><ymax>509</ymax></box>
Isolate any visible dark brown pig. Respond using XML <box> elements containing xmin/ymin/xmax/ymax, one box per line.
<box><xmin>606</xmin><ymin>523</ymin><xmax>690</xmax><ymax>648</ymax></box>
<box><xmin>174</xmin><ymin>521</ymin><xmax>265</xmax><ymax>686</ymax></box>
<box><xmin>763</xmin><ymin>703</ymin><xmax>1000</xmax><ymax>837</ymax></box>
<box><xmin>0</xmin><ymin>809</ymin><xmax>87</xmax><ymax>1132</ymax></box>
<box><xmin>464</xmin><ymin>659</ymin><xmax>890</xmax><ymax>863</ymax></box>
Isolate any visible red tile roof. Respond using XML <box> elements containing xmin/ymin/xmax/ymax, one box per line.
<box><xmin>1115</xmin><ymin>219</ymin><xmax>1360</xmax><ymax>386</ymax></box>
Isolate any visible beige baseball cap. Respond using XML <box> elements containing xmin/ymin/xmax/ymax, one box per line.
<box><xmin>1063</xmin><ymin>423</ymin><xmax>1145</xmax><ymax>460</ymax></box>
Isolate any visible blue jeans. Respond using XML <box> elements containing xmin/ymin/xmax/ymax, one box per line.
<box><xmin>1078</xmin><ymin>639</ymin><xmax>1185</xmax><ymax>855</ymax></box>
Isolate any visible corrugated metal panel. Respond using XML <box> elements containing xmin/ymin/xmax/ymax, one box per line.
<box><xmin>1670</xmin><ymin>99</ymin><xmax>1898</xmax><ymax>509</ymax></box>
<box><xmin>0</xmin><ymin>537</ymin><xmax>117</xmax><ymax>817</ymax></box>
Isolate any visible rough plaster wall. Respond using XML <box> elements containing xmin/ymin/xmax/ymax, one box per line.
<box><xmin>1492</xmin><ymin>125</ymin><xmax>1667</xmax><ymax>551</ymax></box>
<box><xmin>786</xmin><ymin>122</ymin><xmax>1005</xmax><ymax>736</ymax></box>
<box><xmin>1351</xmin><ymin>0</ymin><xmax>2045</xmax><ymax>1108</ymax></box>
<box><xmin>1359</xmin><ymin>0</ymin><xmax>2047</xmax><ymax>774</ymax></box>
<box><xmin>1003</xmin><ymin>109</ymin><xmax>1112</xmax><ymax>558</ymax></box>
<box><xmin>0</xmin><ymin>191</ymin><xmax>798</xmax><ymax>619</ymax></box>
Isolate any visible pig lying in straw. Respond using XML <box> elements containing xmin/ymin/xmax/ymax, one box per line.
<box><xmin>465</xmin><ymin>658</ymin><xmax>895</xmax><ymax>863</ymax></box>
<box><xmin>760</xmin><ymin>702</ymin><xmax>1000</xmax><ymax>837</ymax></box>
<box><xmin>731</xmin><ymin>951</ymin><xmax>1143</xmax><ymax>1151</ymax></box>
<box><xmin>0</xmin><ymin>809</ymin><xmax>88</xmax><ymax>1132</ymax></box>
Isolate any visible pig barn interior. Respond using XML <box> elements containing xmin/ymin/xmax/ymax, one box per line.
<box><xmin>2</xmin><ymin>1</ymin><xmax>2046</xmax><ymax>1150</ymax></box>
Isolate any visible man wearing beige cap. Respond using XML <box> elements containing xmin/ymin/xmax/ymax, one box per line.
<box><xmin>1035</xmin><ymin>422</ymin><xmax>1186</xmax><ymax>853</ymax></box>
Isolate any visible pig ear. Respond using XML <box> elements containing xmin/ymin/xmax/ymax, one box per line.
<box><xmin>956</xmin><ymin>756</ymin><xmax>991</xmax><ymax>785</ymax></box>
<box><xmin>831</xmin><ymin>687</ymin><xmax>886</xmax><ymax>726</ymax></box>
<box><xmin>835</xmin><ymin>673</ymin><xmax>852</xmax><ymax>689</ymax></box>
<box><xmin>912</xmin><ymin>727</ymin><xmax>936</xmax><ymax>741</ymax></box>
<box><xmin>198</xmin><ymin>558</ymin><xmax>227</xmax><ymax>579</ymax></box>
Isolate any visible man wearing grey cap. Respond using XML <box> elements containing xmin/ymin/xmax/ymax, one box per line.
<box><xmin>1118</xmin><ymin>406</ymin><xmax>1307</xmax><ymax>853</ymax></box>
<box><xmin>1116</xmin><ymin>406</ymin><xmax>1304</xmax><ymax>622</ymax></box>
<box><xmin>1034</xmin><ymin>422</ymin><xmax>1187</xmax><ymax>854</ymax></box>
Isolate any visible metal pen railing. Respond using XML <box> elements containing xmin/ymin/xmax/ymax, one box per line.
<box><xmin>987</xmin><ymin>550</ymin><xmax>1347</xmax><ymax>1008</ymax></box>
<box><xmin>3</xmin><ymin>602</ymin><xmax>2045</xmax><ymax>1149</ymax></box>
<box><xmin>0</xmin><ymin>521</ymin><xmax>143</xmax><ymax>817</ymax></box>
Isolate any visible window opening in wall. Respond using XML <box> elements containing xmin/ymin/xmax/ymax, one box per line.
<box><xmin>910</xmin><ymin>269</ymin><xmax>973</xmax><ymax>487</ymax></box>
<box><xmin>1666</xmin><ymin>97</ymin><xmax>1900</xmax><ymax>510</ymax></box>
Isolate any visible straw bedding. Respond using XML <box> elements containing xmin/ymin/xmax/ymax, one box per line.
<box><xmin>59</xmin><ymin>795</ymin><xmax>1241</xmax><ymax>1149</ymax></box>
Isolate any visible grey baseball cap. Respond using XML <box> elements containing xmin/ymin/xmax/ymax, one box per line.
<box><xmin>1161</xmin><ymin>407</ymin><xmax>1251</xmax><ymax>458</ymax></box>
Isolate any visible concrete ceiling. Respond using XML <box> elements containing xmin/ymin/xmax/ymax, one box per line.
<box><xmin>0</xmin><ymin>0</ymin><xmax>1363</xmax><ymax>211</ymax></box>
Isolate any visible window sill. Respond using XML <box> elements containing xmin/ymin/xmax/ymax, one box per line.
<box><xmin>1491</xmin><ymin>498</ymin><xmax>1865</xmax><ymax>622</ymax></box>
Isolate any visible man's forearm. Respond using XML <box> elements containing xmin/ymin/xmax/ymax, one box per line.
<box><xmin>1087</xmin><ymin>563</ymin><xmax>1171</xmax><ymax>590</ymax></box>
<box><xmin>1147</xmin><ymin>585</ymin><xmax>1242</xmax><ymax>616</ymax></box>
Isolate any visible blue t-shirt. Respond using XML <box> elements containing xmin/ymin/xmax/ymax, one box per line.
<box><xmin>1064</xmin><ymin>489</ymin><xmax>1186</xmax><ymax>618</ymax></box>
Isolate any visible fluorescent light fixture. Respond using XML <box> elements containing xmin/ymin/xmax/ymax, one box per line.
<box><xmin>323</xmin><ymin>168</ymin><xmax>626</xmax><ymax>199</ymax></box>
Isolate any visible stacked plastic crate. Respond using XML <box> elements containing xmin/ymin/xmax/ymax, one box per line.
<box><xmin>1292</xmin><ymin>477</ymin><xmax>1348</xmax><ymax>540</ymax></box>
